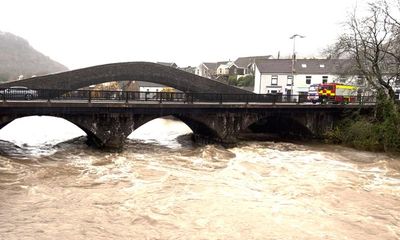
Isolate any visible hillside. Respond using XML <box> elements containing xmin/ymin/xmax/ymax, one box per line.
<box><xmin>0</xmin><ymin>31</ymin><xmax>68</xmax><ymax>82</ymax></box>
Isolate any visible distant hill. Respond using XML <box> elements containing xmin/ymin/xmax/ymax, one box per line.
<box><xmin>0</xmin><ymin>31</ymin><xmax>68</xmax><ymax>82</ymax></box>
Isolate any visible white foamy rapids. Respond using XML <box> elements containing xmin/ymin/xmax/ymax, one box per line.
<box><xmin>0</xmin><ymin>116</ymin><xmax>85</xmax><ymax>147</ymax></box>
<box><xmin>128</xmin><ymin>117</ymin><xmax>192</xmax><ymax>148</ymax></box>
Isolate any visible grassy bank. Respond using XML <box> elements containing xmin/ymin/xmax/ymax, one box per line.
<box><xmin>327</xmin><ymin>99</ymin><xmax>400</xmax><ymax>153</ymax></box>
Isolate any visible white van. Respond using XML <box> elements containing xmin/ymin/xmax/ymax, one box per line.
<box><xmin>307</xmin><ymin>84</ymin><xmax>320</xmax><ymax>103</ymax></box>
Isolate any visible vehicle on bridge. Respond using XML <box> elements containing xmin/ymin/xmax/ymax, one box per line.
<box><xmin>0</xmin><ymin>86</ymin><xmax>38</xmax><ymax>100</ymax></box>
<box><xmin>318</xmin><ymin>83</ymin><xmax>358</xmax><ymax>104</ymax></box>
<box><xmin>307</xmin><ymin>84</ymin><xmax>320</xmax><ymax>103</ymax></box>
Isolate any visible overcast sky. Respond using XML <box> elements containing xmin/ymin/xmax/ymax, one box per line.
<box><xmin>0</xmin><ymin>0</ymin><xmax>367</xmax><ymax>70</ymax></box>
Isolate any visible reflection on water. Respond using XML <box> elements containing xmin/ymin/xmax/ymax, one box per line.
<box><xmin>0</xmin><ymin>116</ymin><xmax>399</xmax><ymax>239</ymax></box>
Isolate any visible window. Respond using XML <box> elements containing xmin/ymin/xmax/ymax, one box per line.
<box><xmin>271</xmin><ymin>75</ymin><xmax>278</xmax><ymax>85</ymax></box>
<box><xmin>287</xmin><ymin>75</ymin><xmax>293</xmax><ymax>86</ymax></box>
<box><xmin>357</xmin><ymin>75</ymin><xmax>364</xmax><ymax>85</ymax></box>
<box><xmin>322</xmin><ymin>76</ymin><xmax>328</xmax><ymax>84</ymax></box>
<box><xmin>320</xmin><ymin>64</ymin><xmax>325</xmax><ymax>68</ymax></box>
<box><xmin>301</xmin><ymin>64</ymin><xmax>307</xmax><ymax>68</ymax></box>
<box><xmin>306</xmin><ymin>76</ymin><xmax>312</xmax><ymax>84</ymax></box>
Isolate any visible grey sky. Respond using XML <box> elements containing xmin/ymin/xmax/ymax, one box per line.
<box><xmin>0</xmin><ymin>0</ymin><xmax>365</xmax><ymax>69</ymax></box>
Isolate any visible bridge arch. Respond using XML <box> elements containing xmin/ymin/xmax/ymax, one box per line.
<box><xmin>0</xmin><ymin>62</ymin><xmax>251</xmax><ymax>95</ymax></box>
<box><xmin>244</xmin><ymin>115</ymin><xmax>313</xmax><ymax>139</ymax></box>
<box><xmin>128</xmin><ymin>114</ymin><xmax>222</xmax><ymax>143</ymax></box>
<box><xmin>0</xmin><ymin>115</ymin><xmax>87</xmax><ymax>146</ymax></box>
<box><xmin>173</xmin><ymin>115</ymin><xmax>221</xmax><ymax>141</ymax></box>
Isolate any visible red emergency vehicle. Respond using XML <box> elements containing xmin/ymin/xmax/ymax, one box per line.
<box><xmin>318</xmin><ymin>83</ymin><xmax>358</xmax><ymax>104</ymax></box>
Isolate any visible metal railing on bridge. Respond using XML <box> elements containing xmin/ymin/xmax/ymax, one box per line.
<box><xmin>0</xmin><ymin>88</ymin><xmax>377</xmax><ymax>105</ymax></box>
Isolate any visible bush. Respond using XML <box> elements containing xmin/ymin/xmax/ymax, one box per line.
<box><xmin>237</xmin><ymin>75</ymin><xmax>254</xmax><ymax>87</ymax></box>
<box><xmin>228</xmin><ymin>75</ymin><xmax>238</xmax><ymax>86</ymax></box>
<box><xmin>331</xmin><ymin>118</ymin><xmax>383</xmax><ymax>151</ymax></box>
<box><xmin>329</xmin><ymin>99</ymin><xmax>400</xmax><ymax>152</ymax></box>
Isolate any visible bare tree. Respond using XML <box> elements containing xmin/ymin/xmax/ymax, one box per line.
<box><xmin>328</xmin><ymin>0</ymin><xmax>400</xmax><ymax>100</ymax></box>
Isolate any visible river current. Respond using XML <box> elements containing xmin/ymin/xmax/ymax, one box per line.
<box><xmin>0</xmin><ymin>116</ymin><xmax>399</xmax><ymax>239</ymax></box>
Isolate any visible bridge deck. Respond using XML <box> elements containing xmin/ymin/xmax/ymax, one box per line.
<box><xmin>0</xmin><ymin>100</ymin><xmax>375</xmax><ymax>110</ymax></box>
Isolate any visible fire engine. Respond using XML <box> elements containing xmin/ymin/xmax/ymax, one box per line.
<box><xmin>318</xmin><ymin>83</ymin><xmax>358</xmax><ymax>104</ymax></box>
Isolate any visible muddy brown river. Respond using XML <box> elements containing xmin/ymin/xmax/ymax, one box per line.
<box><xmin>0</xmin><ymin>116</ymin><xmax>399</xmax><ymax>239</ymax></box>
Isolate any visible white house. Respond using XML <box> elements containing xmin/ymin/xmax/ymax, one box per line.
<box><xmin>195</xmin><ymin>61</ymin><xmax>228</xmax><ymax>79</ymax></box>
<box><xmin>253</xmin><ymin>59</ymin><xmax>355</xmax><ymax>95</ymax></box>
<box><xmin>216</xmin><ymin>62</ymin><xmax>234</xmax><ymax>75</ymax></box>
<box><xmin>136</xmin><ymin>81</ymin><xmax>168</xmax><ymax>99</ymax></box>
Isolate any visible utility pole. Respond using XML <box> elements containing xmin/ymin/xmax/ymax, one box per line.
<box><xmin>289</xmin><ymin>34</ymin><xmax>305</xmax><ymax>100</ymax></box>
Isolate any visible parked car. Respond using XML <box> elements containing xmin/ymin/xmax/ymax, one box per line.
<box><xmin>0</xmin><ymin>86</ymin><xmax>38</xmax><ymax>100</ymax></box>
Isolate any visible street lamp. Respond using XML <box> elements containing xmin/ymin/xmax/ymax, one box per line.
<box><xmin>289</xmin><ymin>34</ymin><xmax>305</xmax><ymax>100</ymax></box>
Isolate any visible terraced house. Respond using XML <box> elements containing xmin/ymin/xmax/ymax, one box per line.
<box><xmin>253</xmin><ymin>59</ymin><xmax>358</xmax><ymax>96</ymax></box>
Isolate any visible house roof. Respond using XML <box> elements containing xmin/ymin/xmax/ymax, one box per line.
<box><xmin>234</xmin><ymin>55</ymin><xmax>271</xmax><ymax>68</ymax></box>
<box><xmin>203</xmin><ymin>61</ymin><xmax>228</xmax><ymax>71</ymax></box>
<box><xmin>136</xmin><ymin>81</ymin><xmax>166</xmax><ymax>88</ymax></box>
<box><xmin>254</xmin><ymin>59</ymin><xmax>351</xmax><ymax>75</ymax></box>
<box><xmin>156</xmin><ymin>62</ymin><xmax>178</xmax><ymax>68</ymax></box>
<box><xmin>217</xmin><ymin>61</ymin><xmax>236</xmax><ymax>69</ymax></box>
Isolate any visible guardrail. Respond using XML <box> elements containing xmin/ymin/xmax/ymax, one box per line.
<box><xmin>0</xmin><ymin>88</ymin><xmax>377</xmax><ymax>104</ymax></box>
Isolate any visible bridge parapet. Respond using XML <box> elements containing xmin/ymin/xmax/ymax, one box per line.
<box><xmin>0</xmin><ymin>88</ymin><xmax>378</xmax><ymax>105</ymax></box>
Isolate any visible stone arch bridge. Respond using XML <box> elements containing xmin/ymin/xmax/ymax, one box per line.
<box><xmin>0</xmin><ymin>101</ymin><xmax>373</xmax><ymax>149</ymax></box>
<box><xmin>0</xmin><ymin>62</ymin><xmax>374</xmax><ymax>149</ymax></box>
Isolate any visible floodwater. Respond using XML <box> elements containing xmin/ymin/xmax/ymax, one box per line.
<box><xmin>0</xmin><ymin>116</ymin><xmax>399</xmax><ymax>240</ymax></box>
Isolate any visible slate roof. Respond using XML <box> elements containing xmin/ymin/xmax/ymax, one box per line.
<box><xmin>254</xmin><ymin>59</ymin><xmax>351</xmax><ymax>75</ymax></box>
<box><xmin>156</xmin><ymin>62</ymin><xmax>178</xmax><ymax>68</ymax></box>
<box><xmin>234</xmin><ymin>55</ymin><xmax>271</xmax><ymax>68</ymax></box>
<box><xmin>136</xmin><ymin>81</ymin><xmax>166</xmax><ymax>88</ymax></box>
<box><xmin>203</xmin><ymin>61</ymin><xmax>228</xmax><ymax>71</ymax></box>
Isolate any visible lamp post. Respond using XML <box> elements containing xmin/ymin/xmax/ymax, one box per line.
<box><xmin>289</xmin><ymin>34</ymin><xmax>305</xmax><ymax>101</ymax></box>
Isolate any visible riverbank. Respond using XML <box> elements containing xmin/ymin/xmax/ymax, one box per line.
<box><xmin>326</xmin><ymin>105</ymin><xmax>400</xmax><ymax>154</ymax></box>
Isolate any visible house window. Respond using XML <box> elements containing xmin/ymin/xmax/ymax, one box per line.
<box><xmin>287</xmin><ymin>75</ymin><xmax>293</xmax><ymax>86</ymax></box>
<box><xmin>357</xmin><ymin>75</ymin><xmax>364</xmax><ymax>85</ymax></box>
<box><xmin>322</xmin><ymin>76</ymin><xmax>328</xmax><ymax>84</ymax></box>
<box><xmin>306</xmin><ymin>76</ymin><xmax>312</xmax><ymax>84</ymax></box>
<box><xmin>302</xmin><ymin>64</ymin><xmax>307</xmax><ymax>68</ymax></box>
<box><xmin>271</xmin><ymin>75</ymin><xmax>278</xmax><ymax>85</ymax></box>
